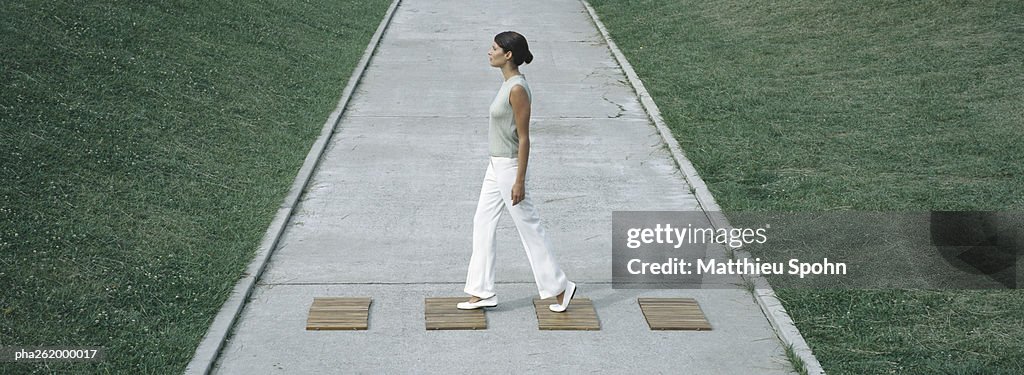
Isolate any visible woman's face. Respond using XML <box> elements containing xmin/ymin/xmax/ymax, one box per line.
<box><xmin>488</xmin><ymin>42</ymin><xmax>510</xmax><ymax>67</ymax></box>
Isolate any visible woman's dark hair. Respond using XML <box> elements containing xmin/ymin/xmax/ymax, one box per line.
<box><xmin>494</xmin><ymin>31</ymin><xmax>533</xmax><ymax>66</ymax></box>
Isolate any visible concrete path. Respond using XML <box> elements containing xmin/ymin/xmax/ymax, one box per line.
<box><xmin>210</xmin><ymin>0</ymin><xmax>795</xmax><ymax>373</ymax></box>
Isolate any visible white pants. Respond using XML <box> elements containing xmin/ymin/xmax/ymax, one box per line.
<box><xmin>464</xmin><ymin>156</ymin><xmax>568</xmax><ymax>299</ymax></box>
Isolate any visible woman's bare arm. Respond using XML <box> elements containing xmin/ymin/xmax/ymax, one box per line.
<box><xmin>509</xmin><ymin>84</ymin><xmax>531</xmax><ymax>206</ymax></box>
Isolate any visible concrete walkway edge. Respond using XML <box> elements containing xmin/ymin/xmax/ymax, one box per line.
<box><xmin>579</xmin><ymin>1</ymin><xmax>825</xmax><ymax>374</ymax></box>
<box><xmin>181</xmin><ymin>1</ymin><xmax>402</xmax><ymax>373</ymax></box>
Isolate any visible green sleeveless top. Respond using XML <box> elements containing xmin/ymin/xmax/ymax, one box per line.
<box><xmin>488</xmin><ymin>75</ymin><xmax>531</xmax><ymax>158</ymax></box>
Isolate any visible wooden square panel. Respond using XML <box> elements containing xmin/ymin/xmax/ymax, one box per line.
<box><xmin>532</xmin><ymin>298</ymin><xmax>600</xmax><ymax>330</ymax></box>
<box><xmin>306</xmin><ymin>297</ymin><xmax>372</xmax><ymax>330</ymax></box>
<box><xmin>638</xmin><ymin>298</ymin><xmax>712</xmax><ymax>330</ymax></box>
<box><xmin>424</xmin><ymin>297</ymin><xmax>487</xmax><ymax>330</ymax></box>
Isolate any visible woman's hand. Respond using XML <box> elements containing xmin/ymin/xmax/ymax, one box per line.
<box><xmin>511</xmin><ymin>182</ymin><xmax>525</xmax><ymax>206</ymax></box>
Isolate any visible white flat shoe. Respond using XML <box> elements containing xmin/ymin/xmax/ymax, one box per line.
<box><xmin>548</xmin><ymin>281</ymin><xmax>577</xmax><ymax>313</ymax></box>
<box><xmin>457</xmin><ymin>296</ymin><xmax>497</xmax><ymax>310</ymax></box>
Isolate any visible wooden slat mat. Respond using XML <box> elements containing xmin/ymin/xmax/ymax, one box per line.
<box><xmin>306</xmin><ymin>297</ymin><xmax>372</xmax><ymax>330</ymax></box>
<box><xmin>532</xmin><ymin>298</ymin><xmax>600</xmax><ymax>330</ymax></box>
<box><xmin>424</xmin><ymin>297</ymin><xmax>487</xmax><ymax>330</ymax></box>
<box><xmin>638</xmin><ymin>298</ymin><xmax>712</xmax><ymax>330</ymax></box>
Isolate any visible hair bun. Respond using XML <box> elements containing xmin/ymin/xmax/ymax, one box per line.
<box><xmin>494</xmin><ymin>31</ymin><xmax>534</xmax><ymax>66</ymax></box>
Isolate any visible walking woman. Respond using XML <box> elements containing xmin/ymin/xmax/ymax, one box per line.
<box><xmin>459</xmin><ymin>31</ymin><xmax>577</xmax><ymax>313</ymax></box>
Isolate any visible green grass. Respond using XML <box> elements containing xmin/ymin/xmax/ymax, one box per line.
<box><xmin>784</xmin><ymin>343</ymin><xmax>809</xmax><ymax>375</ymax></box>
<box><xmin>0</xmin><ymin>0</ymin><xmax>391</xmax><ymax>373</ymax></box>
<box><xmin>588</xmin><ymin>0</ymin><xmax>1023</xmax><ymax>374</ymax></box>
<box><xmin>780</xmin><ymin>289</ymin><xmax>1024</xmax><ymax>374</ymax></box>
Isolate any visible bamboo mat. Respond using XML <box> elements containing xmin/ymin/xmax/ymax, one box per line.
<box><xmin>638</xmin><ymin>298</ymin><xmax>712</xmax><ymax>330</ymax></box>
<box><xmin>424</xmin><ymin>297</ymin><xmax>488</xmax><ymax>330</ymax></box>
<box><xmin>532</xmin><ymin>298</ymin><xmax>600</xmax><ymax>330</ymax></box>
<box><xmin>305</xmin><ymin>297</ymin><xmax>372</xmax><ymax>330</ymax></box>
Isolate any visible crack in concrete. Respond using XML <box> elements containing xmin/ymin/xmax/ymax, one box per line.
<box><xmin>601</xmin><ymin>93</ymin><xmax>626</xmax><ymax>118</ymax></box>
<box><xmin>543</xmin><ymin>195</ymin><xmax>587</xmax><ymax>204</ymax></box>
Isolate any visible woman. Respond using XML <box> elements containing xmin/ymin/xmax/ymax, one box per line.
<box><xmin>459</xmin><ymin>31</ymin><xmax>577</xmax><ymax>313</ymax></box>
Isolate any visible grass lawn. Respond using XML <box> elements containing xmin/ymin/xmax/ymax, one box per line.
<box><xmin>587</xmin><ymin>0</ymin><xmax>1023</xmax><ymax>374</ymax></box>
<box><xmin>0</xmin><ymin>0</ymin><xmax>391</xmax><ymax>373</ymax></box>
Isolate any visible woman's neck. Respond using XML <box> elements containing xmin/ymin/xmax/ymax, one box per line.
<box><xmin>501</xmin><ymin>66</ymin><xmax>521</xmax><ymax>81</ymax></box>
